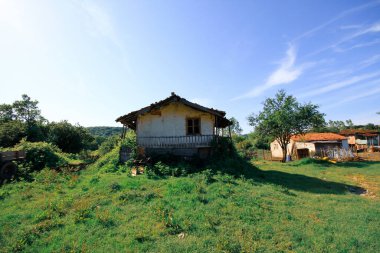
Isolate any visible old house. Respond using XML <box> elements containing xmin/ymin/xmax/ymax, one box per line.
<box><xmin>271</xmin><ymin>133</ymin><xmax>348</xmax><ymax>160</ymax></box>
<box><xmin>339</xmin><ymin>129</ymin><xmax>380</xmax><ymax>151</ymax></box>
<box><xmin>116</xmin><ymin>93</ymin><xmax>232</xmax><ymax>158</ymax></box>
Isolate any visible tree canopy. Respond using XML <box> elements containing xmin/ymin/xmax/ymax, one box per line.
<box><xmin>248</xmin><ymin>90</ymin><xmax>325</xmax><ymax>162</ymax></box>
<box><xmin>229</xmin><ymin>117</ymin><xmax>243</xmax><ymax>136</ymax></box>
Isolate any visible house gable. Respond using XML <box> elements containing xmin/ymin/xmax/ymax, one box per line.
<box><xmin>137</xmin><ymin>102</ymin><xmax>215</xmax><ymax>137</ymax></box>
<box><xmin>116</xmin><ymin>92</ymin><xmax>231</xmax><ymax>130</ymax></box>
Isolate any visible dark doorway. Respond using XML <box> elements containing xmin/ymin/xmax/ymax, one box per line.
<box><xmin>297</xmin><ymin>148</ymin><xmax>310</xmax><ymax>159</ymax></box>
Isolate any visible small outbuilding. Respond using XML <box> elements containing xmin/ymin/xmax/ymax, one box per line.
<box><xmin>116</xmin><ymin>92</ymin><xmax>232</xmax><ymax>158</ymax></box>
<box><xmin>271</xmin><ymin>133</ymin><xmax>348</xmax><ymax>160</ymax></box>
<box><xmin>339</xmin><ymin>129</ymin><xmax>380</xmax><ymax>151</ymax></box>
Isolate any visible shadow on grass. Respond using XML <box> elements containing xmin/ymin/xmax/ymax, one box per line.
<box><xmin>247</xmin><ymin>169</ymin><xmax>365</xmax><ymax>195</ymax></box>
<box><xmin>288</xmin><ymin>158</ymin><xmax>376</xmax><ymax>168</ymax></box>
<box><xmin>209</xmin><ymin>156</ymin><xmax>367</xmax><ymax>195</ymax></box>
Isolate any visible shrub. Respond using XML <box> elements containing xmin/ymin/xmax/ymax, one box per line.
<box><xmin>46</xmin><ymin>121</ymin><xmax>94</xmax><ymax>154</ymax></box>
<box><xmin>120</xmin><ymin>131</ymin><xmax>137</xmax><ymax>160</ymax></box>
<box><xmin>98</xmin><ymin>135</ymin><xmax>120</xmax><ymax>157</ymax></box>
<box><xmin>109</xmin><ymin>182</ymin><xmax>122</xmax><ymax>192</ymax></box>
<box><xmin>145</xmin><ymin>161</ymin><xmax>188</xmax><ymax>177</ymax></box>
<box><xmin>13</xmin><ymin>140</ymin><xmax>70</xmax><ymax>173</ymax></box>
<box><xmin>92</xmin><ymin>146</ymin><xmax>119</xmax><ymax>172</ymax></box>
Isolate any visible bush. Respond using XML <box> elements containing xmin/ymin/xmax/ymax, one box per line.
<box><xmin>13</xmin><ymin>140</ymin><xmax>70</xmax><ymax>173</ymax></box>
<box><xmin>145</xmin><ymin>161</ymin><xmax>188</xmax><ymax>177</ymax></box>
<box><xmin>120</xmin><ymin>131</ymin><xmax>137</xmax><ymax>159</ymax></box>
<box><xmin>235</xmin><ymin>139</ymin><xmax>256</xmax><ymax>160</ymax></box>
<box><xmin>0</xmin><ymin>121</ymin><xmax>26</xmax><ymax>148</ymax></box>
<box><xmin>92</xmin><ymin>146</ymin><xmax>120</xmax><ymax>172</ymax></box>
<box><xmin>98</xmin><ymin>135</ymin><xmax>120</xmax><ymax>157</ymax></box>
<box><xmin>47</xmin><ymin>121</ymin><xmax>94</xmax><ymax>154</ymax></box>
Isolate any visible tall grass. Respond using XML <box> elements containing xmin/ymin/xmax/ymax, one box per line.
<box><xmin>0</xmin><ymin>159</ymin><xmax>379</xmax><ymax>252</ymax></box>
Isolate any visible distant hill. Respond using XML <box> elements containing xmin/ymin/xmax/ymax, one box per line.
<box><xmin>87</xmin><ymin>126</ymin><xmax>123</xmax><ymax>137</ymax></box>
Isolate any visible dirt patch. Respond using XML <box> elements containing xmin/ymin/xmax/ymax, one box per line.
<box><xmin>348</xmin><ymin>175</ymin><xmax>379</xmax><ymax>199</ymax></box>
<box><xmin>357</xmin><ymin>152</ymin><xmax>380</xmax><ymax>161</ymax></box>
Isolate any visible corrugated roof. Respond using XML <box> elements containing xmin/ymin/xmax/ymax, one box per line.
<box><xmin>291</xmin><ymin>133</ymin><xmax>347</xmax><ymax>142</ymax></box>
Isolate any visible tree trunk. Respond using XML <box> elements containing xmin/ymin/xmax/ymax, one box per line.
<box><xmin>282</xmin><ymin>145</ymin><xmax>287</xmax><ymax>163</ymax></box>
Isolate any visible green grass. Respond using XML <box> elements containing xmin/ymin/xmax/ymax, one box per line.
<box><xmin>0</xmin><ymin>160</ymin><xmax>379</xmax><ymax>252</ymax></box>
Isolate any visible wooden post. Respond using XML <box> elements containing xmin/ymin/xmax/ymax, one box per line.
<box><xmin>121</xmin><ymin>125</ymin><xmax>125</xmax><ymax>139</ymax></box>
<box><xmin>228</xmin><ymin>125</ymin><xmax>232</xmax><ymax>142</ymax></box>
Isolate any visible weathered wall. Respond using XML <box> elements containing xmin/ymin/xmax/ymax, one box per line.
<box><xmin>270</xmin><ymin>140</ymin><xmax>295</xmax><ymax>158</ymax></box>
<box><xmin>347</xmin><ymin>136</ymin><xmax>355</xmax><ymax>145</ymax></box>
<box><xmin>137</xmin><ymin>102</ymin><xmax>214</xmax><ymax>137</ymax></box>
<box><xmin>295</xmin><ymin>142</ymin><xmax>316</xmax><ymax>153</ymax></box>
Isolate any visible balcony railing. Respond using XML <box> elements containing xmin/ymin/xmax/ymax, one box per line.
<box><xmin>137</xmin><ymin>135</ymin><xmax>221</xmax><ymax>148</ymax></box>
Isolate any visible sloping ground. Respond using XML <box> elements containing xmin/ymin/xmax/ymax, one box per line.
<box><xmin>0</xmin><ymin>161</ymin><xmax>379</xmax><ymax>252</ymax></box>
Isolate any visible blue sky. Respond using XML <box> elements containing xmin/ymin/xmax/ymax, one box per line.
<box><xmin>1</xmin><ymin>0</ymin><xmax>379</xmax><ymax>132</ymax></box>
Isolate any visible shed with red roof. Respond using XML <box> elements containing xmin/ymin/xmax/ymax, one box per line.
<box><xmin>271</xmin><ymin>133</ymin><xmax>348</xmax><ymax>160</ymax></box>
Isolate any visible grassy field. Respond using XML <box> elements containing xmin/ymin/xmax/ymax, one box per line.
<box><xmin>0</xmin><ymin>160</ymin><xmax>379</xmax><ymax>252</ymax></box>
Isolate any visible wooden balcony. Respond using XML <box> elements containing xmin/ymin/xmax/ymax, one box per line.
<box><xmin>137</xmin><ymin>135</ymin><xmax>222</xmax><ymax>148</ymax></box>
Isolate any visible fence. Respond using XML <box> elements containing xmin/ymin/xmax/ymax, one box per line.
<box><xmin>137</xmin><ymin>135</ymin><xmax>226</xmax><ymax>148</ymax></box>
<box><xmin>315</xmin><ymin>148</ymin><xmax>355</xmax><ymax>161</ymax></box>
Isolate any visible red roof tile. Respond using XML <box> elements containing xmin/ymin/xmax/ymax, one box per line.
<box><xmin>291</xmin><ymin>133</ymin><xmax>347</xmax><ymax>142</ymax></box>
<box><xmin>339</xmin><ymin>129</ymin><xmax>379</xmax><ymax>135</ymax></box>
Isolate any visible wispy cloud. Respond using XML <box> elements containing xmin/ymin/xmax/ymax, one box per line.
<box><xmin>308</xmin><ymin>21</ymin><xmax>380</xmax><ymax>57</ymax></box>
<box><xmin>333</xmin><ymin>38</ymin><xmax>380</xmax><ymax>52</ymax></box>
<box><xmin>78</xmin><ymin>0</ymin><xmax>129</xmax><ymax>71</ymax></box>
<box><xmin>339</xmin><ymin>24</ymin><xmax>363</xmax><ymax>30</ymax></box>
<box><xmin>80</xmin><ymin>1</ymin><xmax>119</xmax><ymax>46</ymax></box>
<box><xmin>233</xmin><ymin>45</ymin><xmax>308</xmax><ymax>100</ymax></box>
<box><xmin>293</xmin><ymin>1</ymin><xmax>380</xmax><ymax>42</ymax></box>
<box><xmin>301</xmin><ymin>71</ymin><xmax>380</xmax><ymax>98</ymax></box>
<box><xmin>324</xmin><ymin>79</ymin><xmax>380</xmax><ymax>108</ymax></box>
<box><xmin>358</xmin><ymin>54</ymin><xmax>380</xmax><ymax>69</ymax></box>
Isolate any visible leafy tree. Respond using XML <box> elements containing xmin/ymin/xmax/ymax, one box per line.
<box><xmin>87</xmin><ymin>127</ymin><xmax>123</xmax><ymax>137</ymax></box>
<box><xmin>229</xmin><ymin>117</ymin><xmax>243</xmax><ymax>135</ymax></box>
<box><xmin>365</xmin><ymin>123</ymin><xmax>376</xmax><ymax>130</ymax></box>
<box><xmin>248</xmin><ymin>90</ymin><xmax>325</xmax><ymax>162</ymax></box>
<box><xmin>12</xmin><ymin>94</ymin><xmax>45</xmax><ymax>125</ymax></box>
<box><xmin>0</xmin><ymin>104</ymin><xmax>14</xmax><ymax>123</ymax></box>
<box><xmin>0</xmin><ymin>121</ymin><xmax>26</xmax><ymax>147</ymax></box>
<box><xmin>47</xmin><ymin>121</ymin><xmax>94</xmax><ymax>153</ymax></box>
<box><xmin>345</xmin><ymin>119</ymin><xmax>354</xmax><ymax>128</ymax></box>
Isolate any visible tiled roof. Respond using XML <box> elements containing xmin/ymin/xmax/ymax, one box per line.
<box><xmin>116</xmin><ymin>92</ymin><xmax>232</xmax><ymax>129</ymax></box>
<box><xmin>291</xmin><ymin>133</ymin><xmax>347</xmax><ymax>142</ymax></box>
<box><xmin>340</xmin><ymin>129</ymin><xmax>379</xmax><ymax>136</ymax></box>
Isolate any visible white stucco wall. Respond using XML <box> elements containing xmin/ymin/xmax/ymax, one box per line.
<box><xmin>295</xmin><ymin>142</ymin><xmax>316</xmax><ymax>153</ymax></box>
<box><xmin>271</xmin><ymin>140</ymin><xmax>316</xmax><ymax>158</ymax></box>
<box><xmin>136</xmin><ymin>102</ymin><xmax>215</xmax><ymax>137</ymax></box>
<box><xmin>270</xmin><ymin>140</ymin><xmax>295</xmax><ymax>158</ymax></box>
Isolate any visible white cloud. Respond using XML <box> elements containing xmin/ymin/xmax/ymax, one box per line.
<box><xmin>358</xmin><ymin>54</ymin><xmax>380</xmax><ymax>69</ymax></box>
<box><xmin>308</xmin><ymin>21</ymin><xmax>380</xmax><ymax>57</ymax></box>
<box><xmin>325</xmin><ymin>80</ymin><xmax>380</xmax><ymax>108</ymax></box>
<box><xmin>80</xmin><ymin>1</ymin><xmax>119</xmax><ymax>45</ymax></box>
<box><xmin>233</xmin><ymin>45</ymin><xmax>307</xmax><ymax>99</ymax></box>
<box><xmin>293</xmin><ymin>1</ymin><xmax>380</xmax><ymax>42</ymax></box>
<box><xmin>301</xmin><ymin>71</ymin><xmax>380</xmax><ymax>98</ymax></box>
<box><xmin>339</xmin><ymin>24</ymin><xmax>363</xmax><ymax>30</ymax></box>
<box><xmin>334</xmin><ymin>39</ymin><xmax>380</xmax><ymax>52</ymax></box>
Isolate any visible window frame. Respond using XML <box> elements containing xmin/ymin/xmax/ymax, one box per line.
<box><xmin>186</xmin><ymin>117</ymin><xmax>201</xmax><ymax>135</ymax></box>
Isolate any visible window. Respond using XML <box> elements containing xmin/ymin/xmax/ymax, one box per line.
<box><xmin>187</xmin><ymin>118</ymin><xmax>200</xmax><ymax>135</ymax></box>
